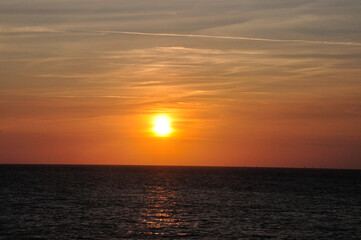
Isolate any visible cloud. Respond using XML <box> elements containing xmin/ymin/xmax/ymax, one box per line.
<box><xmin>0</xmin><ymin>26</ymin><xmax>61</xmax><ymax>33</ymax></box>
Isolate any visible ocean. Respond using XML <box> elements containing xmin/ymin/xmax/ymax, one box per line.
<box><xmin>0</xmin><ymin>165</ymin><xmax>360</xmax><ymax>239</ymax></box>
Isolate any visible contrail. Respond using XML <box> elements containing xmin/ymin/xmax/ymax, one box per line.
<box><xmin>98</xmin><ymin>30</ymin><xmax>361</xmax><ymax>47</ymax></box>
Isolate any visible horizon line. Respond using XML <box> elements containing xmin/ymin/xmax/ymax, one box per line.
<box><xmin>1</xmin><ymin>163</ymin><xmax>360</xmax><ymax>171</ymax></box>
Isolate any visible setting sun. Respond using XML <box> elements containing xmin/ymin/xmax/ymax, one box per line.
<box><xmin>152</xmin><ymin>115</ymin><xmax>172</xmax><ymax>137</ymax></box>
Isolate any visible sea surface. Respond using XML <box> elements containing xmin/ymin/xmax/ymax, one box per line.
<box><xmin>0</xmin><ymin>165</ymin><xmax>360</xmax><ymax>239</ymax></box>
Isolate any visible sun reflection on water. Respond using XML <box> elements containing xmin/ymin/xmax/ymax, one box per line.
<box><xmin>136</xmin><ymin>175</ymin><xmax>192</xmax><ymax>237</ymax></box>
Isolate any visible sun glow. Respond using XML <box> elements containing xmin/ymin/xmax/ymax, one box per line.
<box><xmin>152</xmin><ymin>115</ymin><xmax>172</xmax><ymax>137</ymax></box>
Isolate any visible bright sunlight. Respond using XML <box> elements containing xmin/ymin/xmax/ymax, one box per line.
<box><xmin>152</xmin><ymin>114</ymin><xmax>172</xmax><ymax>137</ymax></box>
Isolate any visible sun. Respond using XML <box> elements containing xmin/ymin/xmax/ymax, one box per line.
<box><xmin>152</xmin><ymin>114</ymin><xmax>172</xmax><ymax>137</ymax></box>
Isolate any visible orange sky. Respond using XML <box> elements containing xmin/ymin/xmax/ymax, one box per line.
<box><xmin>0</xmin><ymin>0</ymin><xmax>360</xmax><ymax>168</ymax></box>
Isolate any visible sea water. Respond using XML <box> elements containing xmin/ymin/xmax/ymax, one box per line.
<box><xmin>1</xmin><ymin>165</ymin><xmax>360</xmax><ymax>239</ymax></box>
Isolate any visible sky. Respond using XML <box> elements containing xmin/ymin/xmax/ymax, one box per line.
<box><xmin>0</xmin><ymin>0</ymin><xmax>360</xmax><ymax>169</ymax></box>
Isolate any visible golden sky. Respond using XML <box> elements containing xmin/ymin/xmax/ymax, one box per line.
<box><xmin>1</xmin><ymin>0</ymin><xmax>360</xmax><ymax>168</ymax></box>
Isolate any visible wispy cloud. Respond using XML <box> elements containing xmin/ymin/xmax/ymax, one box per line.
<box><xmin>2</xmin><ymin>25</ymin><xmax>360</xmax><ymax>47</ymax></box>
<box><xmin>0</xmin><ymin>26</ymin><xmax>61</xmax><ymax>33</ymax></box>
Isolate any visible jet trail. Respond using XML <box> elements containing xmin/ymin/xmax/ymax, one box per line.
<box><xmin>98</xmin><ymin>30</ymin><xmax>361</xmax><ymax>47</ymax></box>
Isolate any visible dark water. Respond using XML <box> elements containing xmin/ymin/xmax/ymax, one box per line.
<box><xmin>0</xmin><ymin>165</ymin><xmax>361</xmax><ymax>239</ymax></box>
